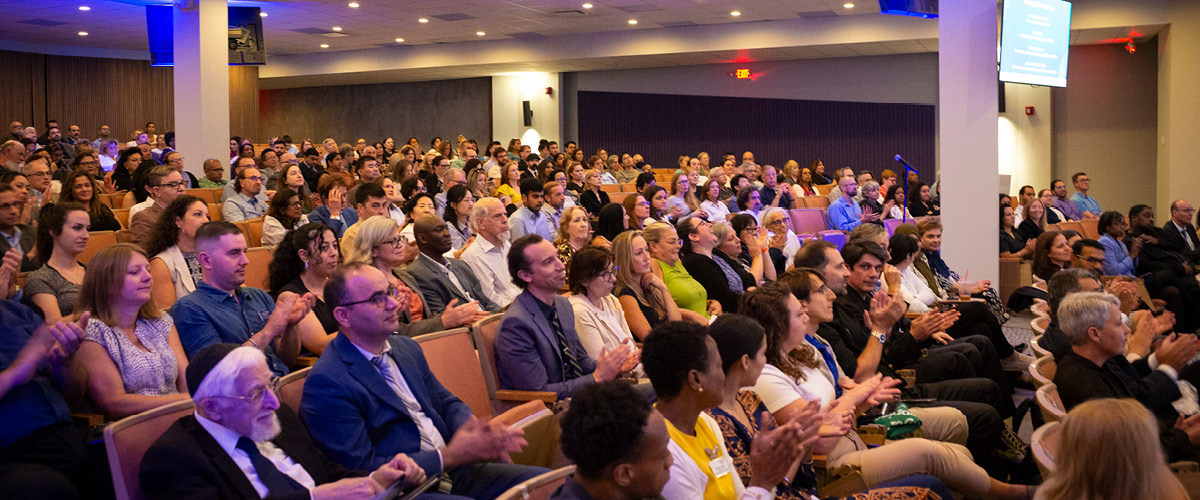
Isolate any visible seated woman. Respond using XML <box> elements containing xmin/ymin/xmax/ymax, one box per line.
<box><xmin>1032</xmin><ymin>231</ymin><xmax>1070</xmax><ymax>281</ymax></box>
<box><xmin>494</xmin><ymin>163</ymin><xmax>522</xmax><ymax>207</ymax></box>
<box><xmin>28</xmin><ymin>203</ymin><xmax>89</xmax><ymax>325</ymax></box>
<box><xmin>643</xmin><ymin>185</ymin><xmax>670</xmax><ymax>225</ymax></box>
<box><xmin>1019</xmin><ymin>197</ymin><xmax>1048</xmax><ymax>241</ymax></box>
<box><xmin>612</xmin><ymin>230</ymin><xmax>685</xmax><ymax>340</ymax></box>
<box><xmin>884</xmin><ymin>184</ymin><xmax>913</xmax><ymax>221</ymax></box>
<box><xmin>59</xmin><ymin>170</ymin><xmax>121</xmax><ymax>231</ymax></box>
<box><xmin>75</xmin><ymin>243</ymin><xmax>191</xmax><ymax>418</ymax></box>
<box><xmin>679</xmin><ymin>216</ymin><xmax>744</xmax><ymax>314</ymax></box>
<box><xmin>567</xmin><ymin>246</ymin><xmax>640</xmax><ymax>373</ymax></box>
<box><xmin>623</xmin><ymin>193</ymin><xmax>649</xmax><ymax>232</ymax></box>
<box><xmin>308</xmin><ymin>175</ymin><xmax>357</xmax><ymax>239</ymax></box>
<box><xmin>762</xmin><ymin>208</ymin><xmax>801</xmax><ymax>272</ymax></box>
<box><xmin>1034</xmin><ymin>398</ymin><xmax>1186</xmax><ymax>500</ymax></box>
<box><xmin>147</xmin><ymin>195</ymin><xmax>210</xmax><ymax>308</ymax></box>
<box><xmin>379</xmin><ymin>176</ymin><xmax>406</xmax><ymax>227</ymax></box>
<box><xmin>267</xmin><ymin>222</ymin><xmax>342</xmax><ymax>354</ymax></box>
<box><xmin>707</xmin><ymin>314</ymin><xmax>954</xmax><ymax>500</ymax></box>
<box><xmin>644</xmin><ymin>221</ymin><xmax>718</xmax><ymax>319</ymax></box>
<box><xmin>443</xmin><ymin>184</ymin><xmax>475</xmax><ymax>253</ymax></box>
<box><xmin>712</xmin><ymin>221</ymin><xmax>762</xmax><ymax>289</ymax></box>
<box><xmin>700</xmin><ymin>179</ymin><xmax>732</xmax><ymax>222</ymax></box>
<box><xmin>1000</xmin><ymin>204</ymin><xmax>1035</xmax><ymax>258</ymax></box>
<box><xmin>278</xmin><ymin>163</ymin><xmax>315</xmax><ymax>213</ymax></box>
<box><xmin>730</xmin><ymin>214</ymin><xmax>779</xmax><ymax>285</ymax></box>
<box><xmin>593</xmin><ymin>203</ymin><xmax>627</xmax><ymax>248</ymax></box>
<box><xmin>1097</xmin><ymin>211</ymin><xmax>1140</xmax><ymax>276</ymax></box>
<box><xmin>641</xmin><ymin>320</ymin><xmax>806</xmax><ymax>500</ymax></box>
<box><xmin>579</xmin><ymin>170</ymin><xmax>610</xmax><ymax>217</ymax></box>
<box><xmin>261</xmin><ymin>188</ymin><xmax>309</xmax><ymax>247</ymax></box>
<box><xmin>399</xmin><ymin>192</ymin><xmax>436</xmax><ymax>242</ymax></box>
<box><xmin>738</xmin><ymin>284</ymin><xmax>1031</xmax><ymax>499</ymax></box>
<box><xmin>554</xmin><ymin>206</ymin><xmax>593</xmax><ymax>265</ymax></box>
<box><xmin>908</xmin><ymin>181</ymin><xmax>939</xmax><ymax>217</ymax></box>
<box><xmin>916</xmin><ymin>217</ymin><xmax>1009</xmax><ymax>324</ymax></box>
<box><xmin>856</xmin><ymin>181</ymin><xmax>887</xmax><ymax>226</ymax></box>
<box><xmin>342</xmin><ymin>216</ymin><xmax>486</xmax><ymax>337</ymax></box>
<box><xmin>665</xmin><ymin>173</ymin><xmax>703</xmax><ymax>220</ymax></box>
<box><xmin>793</xmin><ymin>166</ymin><xmax>819</xmax><ymax>198</ymax></box>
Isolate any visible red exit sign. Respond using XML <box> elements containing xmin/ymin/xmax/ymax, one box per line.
<box><xmin>734</xmin><ymin>68</ymin><xmax>751</xmax><ymax>79</ymax></box>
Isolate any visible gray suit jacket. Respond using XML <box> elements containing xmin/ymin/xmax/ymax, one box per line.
<box><xmin>0</xmin><ymin>224</ymin><xmax>38</xmax><ymax>272</ymax></box>
<box><xmin>392</xmin><ymin>269</ymin><xmax>446</xmax><ymax>337</ymax></box>
<box><xmin>494</xmin><ymin>290</ymin><xmax>597</xmax><ymax>399</ymax></box>
<box><xmin>405</xmin><ymin>253</ymin><xmax>501</xmax><ymax>315</ymax></box>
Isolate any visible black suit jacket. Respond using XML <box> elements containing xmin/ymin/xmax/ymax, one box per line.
<box><xmin>0</xmin><ymin>224</ymin><xmax>38</xmax><ymax>272</ymax></box>
<box><xmin>1126</xmin><ymin>226</ymin><xmax>1190</xmax><ymax>277</ymax></box>
<box><xmin>1161</xmin><ymin>221</ymin><xmax>1200</xmax><ymax>264</ymax></box>
<box><xmin>140</xmin><ymin>405</ymin><xmax>362</xmax><ymax>500</ymax></box>
<box><xmin>299</xmin><ymin>161</ymin><xmax>325</xmax><ymax>193</ymax></box>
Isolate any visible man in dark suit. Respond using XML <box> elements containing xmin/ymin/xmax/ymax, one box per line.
<box><xmin>406</xmin><ymin>215</ymin><xmax>501</xmax><ymax>315</ymax></box>
<box><xmin>298</xmin><ymin>148</ymin><xmax>326</xmax><ymax>194</ymax></box>
<box><xmin>0</xmin><ymin>183</ymin><xmax>37</xmax><ymax>271</ymax></box>
<box><xmin>140</xmin><ymin>343</ymin><xmax>426</xmax><ymax>500</ymax></box>
<box><xmin>1162</xmin><ymin>199</ymin><xmax>1200</xmax><ymax>264</ymax></box>
<box><xmin>301</xmin><ymin>263</ymin><xmax>544</xmax><ymax>499</ymax></box>
<box><xmin>495</xmin><ymin>235</ymin><xmax>638</xmax><ymax>400</ymax></box>
<box><xmin>1052</xmin><ymin>291</ymin><xmax>1200</xmax><ymax>462</ymax></box>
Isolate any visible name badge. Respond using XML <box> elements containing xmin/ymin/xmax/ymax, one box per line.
<box><xmin>709</xmin><ymin>455</ymin><xmax>734</xmax><ymax>478</ymax></box>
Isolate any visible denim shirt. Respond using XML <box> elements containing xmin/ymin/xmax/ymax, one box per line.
<box><xmin>171</xmin><ymin>280</ymin><xmax>289</xmax><ymax>376</ymax></box>
<box><xmin>0</xmin><ymin>293</ymin><xmax>73</xmax><ymax>448</ymax></box>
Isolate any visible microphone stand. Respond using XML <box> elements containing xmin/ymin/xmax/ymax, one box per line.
<box><xmin>898</xmin><ymin>158</ymin><xmax>919</xmax><ymax>223</ymax></box>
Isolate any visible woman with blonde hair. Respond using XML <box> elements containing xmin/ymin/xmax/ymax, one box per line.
<box><xmin>1034</xmin><ymin>398</ymin><xmax>1186</xmax><ymax>500</ymax></box>
<box><xmin>643</xmin><ymin>221</ymin><xmax>716</xmax><ymax>320</ymax></box>
<box><xmin>611</xmin><ymin>230</ymin><xmax>684</xmax><ymax>340</ymax></box>
<box><xmin>75</xmin><ymin>243</ymin><xmax>191</xmax><ymax>419</ymax></box>
<box><xmin>780</xmin><ymin>159</ymin><xmax>801</xmax><ymax>185</ymax></box>
<box><xmin>554</xmin><ymin>205</ymin><xmax>592</xmax><ymax>265</ymax></box>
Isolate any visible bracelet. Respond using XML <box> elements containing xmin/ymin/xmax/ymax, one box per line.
<box><xmin>247</xmin><ymin>336</ymin><xmax>261</xmax><ymax>349</ymax></box>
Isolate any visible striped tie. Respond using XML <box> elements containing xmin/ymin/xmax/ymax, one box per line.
<box><xmin>545</xmin><ymin>306</ymin><xmax>583</xmax><ymax>380</ymax></box>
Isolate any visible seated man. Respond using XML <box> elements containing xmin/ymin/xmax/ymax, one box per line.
<box><xmin>405</xmin><ymin>215</ymin><xmax>501</xmax><ymax>315</ymax></box>
<box><xmin>307</xmin><ymin>175</ymin><xmax>357</xmax><ymax>239</ymax></box>
<box><xmin>223</xmin><ymin>165</ymin><xmax>268</xmax><ymax>222</ymax></box>
<box><xmin>345</xmin><ymin>155</ymin><xmax>382</xmax><ymax>207</ymax></box>
<box><xmin>829</xmin><ymin>175</ymin><xmax>875</xmax><ymax>232</ymax></box>
<box><xmin>460</xmin><ymin>197</ymin><xmax>522</xmax><ymax>308</ymax></box>
<box><xmin>1053</xmin><ymin>291</ymin><xmax>1199</xmax><ymax>462</ymax></box>
<box><xmin>301</xmin><ymin>263</ymin><xmax>545</xmax><ymax>499</ymax></box>
<box><xmin>0</xmin><ymin>248</ymin><xmax>88</xmax><ymax>499</ymax></box>
<box><xmin>130</xmin><ymin>165</ymin><xmax>186</xmax><ymax>249</ymax></box>
<box><xmin>339</xmin><ymin>182</ymin><xmax>390</xmax><ymax>254</ymax></box>
<box><xmin>508</xmin><ymin>178</ymin><xmax>552</xmax><ymax>241</ymax></box>
<box><xmin>494</xmin><ymin>235</ymin><xmax>638</xmax><ymax>399</ymax></box>
<box><xmin>221</xmin><ymin>156</ymin><xmax>262</xmax><ymax>203</ymax></box>
<box><xmin>141</xmin><ymin>343</ymin><xmax>426</xmax><ymax>500</ymax></box>
<box><xmin>1070</xmin><ymin>239</ymin><xmax>1107</xmax><ymax>275</ymax></box>
<box><xmin>0</xmin><ymin>183</ymin><xmax>37</xmax><ymax>271</ymax></box>
<box><xmin>171</xmin><ymin>221</ymin><xmax>317</xmax><ymax>376</ymax></box>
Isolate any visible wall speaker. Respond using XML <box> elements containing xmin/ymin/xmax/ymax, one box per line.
<box><xmin>522</xmin><ymin>100</ymin><xmax>533</xmax><ymax>127</ymax></box>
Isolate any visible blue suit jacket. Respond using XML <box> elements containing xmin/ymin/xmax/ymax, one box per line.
<box><xmin>494</xmin><ymin>290</ymin><xmax>597</xmax><ymax>399</ymax></box>
<box><xmin>300</xmin><ymin>334</ymin><xmax>473</xmax><ymax>474</ymax></box>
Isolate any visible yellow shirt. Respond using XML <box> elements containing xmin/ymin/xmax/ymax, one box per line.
<box><xmin>494</xmin><ymin>183</ymin><xmax>522</xmax><ymax>205</ymax></box>
<box><xmin>664</xmin><ymin>413</ymin><xmax>738</xmax><ymax>500</ymax></box>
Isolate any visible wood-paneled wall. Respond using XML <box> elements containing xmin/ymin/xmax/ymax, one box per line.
<box><xmin>229</xmin><ymin>65</ymin><xmax>260</xmax><ymax>141</ymax></box>
<box><xmin>258</xmin><ymin>77</ymin><xmax>491</xmax><ymax>150</ymax></box>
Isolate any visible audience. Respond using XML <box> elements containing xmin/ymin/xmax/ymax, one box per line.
<box><xmin>644</xmin><ymin>221</ymin><xmax>715</xmax><ymax>319</ymax></box>
<box><xmin>262</xmin><ymin>188</ymin><xmax>309</xmax><ymax>246</ymax></box>
<box><xmin>908</xmin><ymin>181</ymin><xmax>939</xmax><ymax>217</ymax></box>
<box><xmin>553</xmin><ymin>205</ymin><xmax>592</xmax><ymax>265</ymax></box>
<box><xmin>222</xmin><ymin>165</ymin><xmax>268</xmax><ymax>222</ymax></box>
<box><xmin>146</xmin><ymin>195</ymin><xmax>210</xmax><ymax>307</ymax></box>
<box><xmin>592</xmin><ymin>202</ymin><xmax>627</xmax><ymax>247</ymax></box>
<box><xmin>0</xmin><ymin>181</ymin><xmax>37</xmax><ymax>271</ymax></box>
<box><xmin>1050</xmin><ymin>179</ymin><xmax>1084</xmax><ymax>221</ymax></box>
<box><xmin>916</xmin><ymin>217</ymin><xmax>1009</xmax><ymax>324</ymax></box>
<box><xmin>405</xmin><ymin>215</ymin><xmax>501</xmax><ymax>315</ymax></box>
<box><xmin>762</xmin><ymin>207</ymin><xmax>801</xmax><ymax>271</ymax></box>
<box><xmin>1000</xmin><ymin>203</ymin><xmax>1035</xmax><ymax>258</ymax></box>
<box><xmin>28</xmin><ymin>203</ymin><xmax>88</xmax><ymax>325</ymax></box>
<box><xmin>566</xmin><ymin>246</ymin><xmax>639</xmax><ymax>365</ymax></box>
<box><xmin>644</xmin><ymin>185</ymin><xmax>670</xmax><ymax>225</ymax></box>
<box><xmin>1068</xmin><ymin>172</ymin><xmax>1101</xmax><ymax>219</ymax></box>
<box><xmin>443</xmin><ymin>184</ymin><xmax>475</xmax><ymax>252</ymax></box>
<box><xmin>59</xmin><ymin>170</ymin><xmax>121</xmax><ymax>231</ymax></box>
<box><xmin>623</xmin><ymin>192</ymin><xmax>649</xmax><ymax>231</ymax></box>
<box><xmin>1162</xmin><ymin>199</ymin><xmax>1200</xmax><ymax>264</ymax></box>
<box><xmin>340</xmin><ymin>183</ymin><xmax>392</xmax><ymax>252</ymax></box>
<box><xmin>268</xmin><ymin>223</ymin><xmax>344</xmax><ymax>351</ymax></box>
<box><xmin>74</xmin><ymin>243</ymin><xmax>190</xmax><ymax>418</ymax></box>
<box><xmin>612</xmin><ymin>230</ymin><xmax>685</xmax><ymax>340</ymax></box>
<box><xmin>508</xmin><ymin>177</ymin><xmax>552</xmax><ymax>241</ymax></box>
<box><xmin>308</xmin><ymin>174</ymin><xmax>357</xmax><ymax>238</ymax></box>
<box><xmin>1032</xmin><ymin>231</ymin><xmax>1069</xmax><ymax>281</ymax></box>
<box><xmin>679</xmin><ymin>216</ymin><xmax>744</xmax><ymax>314</ymax></box>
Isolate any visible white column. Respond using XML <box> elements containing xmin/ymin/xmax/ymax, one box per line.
<box><xmin>174</xmin><ymin>0</ymin><xmax>229</xmax><ymax>181</ymax></box>
<box><xmin>492</xmin><ymin>72</ymin><xmax>561</xmax><ymax>150</ymax></box>
<box><xmin>1158</xmin><ymin>0</ymin><xmax>1200</xmax><ymax>214</ymax></box>
<box><xmin>939</xmin><ymin>0</ymin><xmax>999</xmax><ymax>283</ymax></box>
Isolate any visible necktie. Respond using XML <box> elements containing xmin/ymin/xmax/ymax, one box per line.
<box><xmin>235</xmin><ymin>437</ymin><xmax>304</xmax><ymax>495</ymax></box>
<box><xmin>370</xmin><ymin>355</ymin><xmax>436</xmax><ymax>450</ymax></box>
<box><xmin>1183</xmin><ymin>227</ymin><xmax>1195</xmax><ymax>251</ymax></box>
<box><xmin>545</xmin><ymin>306</ymin><xmax>583</xmax><ymax>380</ymax></box>
<box><xmin>249</xmin><ymin>197</ymin><xmax>258</xmax><ymax>206</ymax></box>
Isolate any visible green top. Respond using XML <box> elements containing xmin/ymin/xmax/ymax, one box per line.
<box><xmin>197</xmin><ymin>178</ymin><xmax>226</xmax><ymax>189</ymax></box>
<box><xmin>658</xmin><ymin>258</ymin><xmax>708</xmax><ymax>317</ymax></box>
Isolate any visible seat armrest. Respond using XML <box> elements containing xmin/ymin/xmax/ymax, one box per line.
<box><xmin>495</xmin><ymin>390</ymin><xmax>557</xmax><ymax>404</ymax></box>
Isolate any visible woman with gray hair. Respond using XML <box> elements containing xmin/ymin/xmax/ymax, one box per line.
<box><xmin>857</xmin><ymin>180</ymin><xmax>889</xmax><ymax>227</ymax></box>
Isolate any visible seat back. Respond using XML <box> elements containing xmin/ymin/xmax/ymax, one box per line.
<box><xmin>802</xmin><ymin>196</ymin><xmax>829</xmax><ymax>209</ymax></box>
<box><xmin>1031</xmin><ymin>316</ymin><xmax>1049</xmax><ymax>335</ymax></box>
<box><xmin>122</xmin><ymin>191</ymin><xmax>137</xmax><ymax>208</ymax></box>
<box><xmin>276</xmin><ymin>367</ymin><xmax>311</xmax><ymax>412</ymax></box>
<box><xmin>1079</xmin><ymin>218</ymin><xmax>1100</xmax><ymax>240</ymax></box>
<box><xmin>248</xmin><ymin>219</ymin><xmax>264</xmax><ymax>247</ymax></box>
<box><xmin>80</xmin><ymin>231</ymin><xmax>118</xmax><ymax>264</ymax></box>
<box><xmin>243</xmin><ymin>247</ymin><xmax>271</xmax><ymax>290</ymax></box>
<box><xmin>414</xmin><ymin>328</ymin><xmax>494</xmax><ymax>419</ymax></box>
<box><xmin>1030</xmin><ymin>356</ymin><xmax>1056</xmax><ymax>388</ymax></box>
<box><xmin>1037</xmin><ymin>383</ymin><xmax>1066</xmax><ymax>422</ymax></box>
<box><xmin>814</xmin><ymin>183</ymin><xmax>835</xmax><ymax>196</ymax></box>
<box><xmin>207</xmin><ymin>203</ymin><xmax>222</xmax><ymax>221</ymax></box>
<box><xmin>104</xmin><ymin>399</ymin><xmax>196</xmax><ymax>500</ymax></box>
<box><xmin>818</xmin><ymin>230</ymin><xmax>846</xmax><ymax>250</ymax></box>
<box><xmin>883</xmin><ymin>218</ymin><xmax>903</xmax><ymax>237</ymax></box>
<box><xmin>470</xmin><ymin>314</ymin><xmax>507</xmax><ymax>414</ymax></box>
<box><xmin>113</xmin><ymin>208</ymin><xmax>131</xmax><ymax>229</ymax></box>
<box><xmin>495</xmin><ymin>466</ymin><xmax>576</xmax><ymax>500</ymax></box>
<box><xmin>1031</xmin><ymin>421</ymin><xmax>1061</xmax><ymax>477</ymax></box>
<box><xmin>492</xmin><ymin>400</ymin><xmax>563</xmax><ymax>469</ymax></box>
<box><xmin>1058</xmin><ymin>221</ymin><xmax>1083</xmax><ymax>236</ymax></box>
<box><xmin>1030</xmin><ymin>336</ymin><xmax>1051</xmax><ymax>358</ymax></box>
<box><xmin>790</xmin><ymin>208</ymin><xmax>828</xmax><ymax>234</ymax></box>
<box><xmin>185</xmin><ymin>188</ymin><xmax>215</xmax><ymax>204</ymax></box>
<box><xmin>1032</xmin><ymin>299</ymin><xmax>1050</xmax><ymax>318</ymax></box>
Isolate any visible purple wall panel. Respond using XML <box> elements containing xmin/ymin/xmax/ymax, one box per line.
<box><xmin>577</xmin><ymin>91</ymin><xmax>936</xmax><ymax>183</ymax></box>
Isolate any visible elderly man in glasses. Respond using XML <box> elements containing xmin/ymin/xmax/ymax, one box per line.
<box><xmin>130</xmin><ymin>165</ymin><xmax>187</xmax><ymax>249</ymax></box>
<box><xmin>223</xmin><ymin>164</ymin><xmax>268</xmax><ymax>222</ymax></box>
<box><xmin>140</xmin><ymin>343</ymin><xmax>428</xmax><ymax>500</ymax></box>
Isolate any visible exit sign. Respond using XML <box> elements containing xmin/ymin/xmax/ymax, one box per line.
<box><xmin>734</xmin><ymin>68</ymin><xmax>751</xmax><ymax>79</ymax></box>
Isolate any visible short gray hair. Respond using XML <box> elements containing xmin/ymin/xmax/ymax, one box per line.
<box><xmin>471</xmin><ymin>196</ymin><xmax>504</xmax><ymax>233</ymax></box>
<box><xmin>1057</xmin><ymin>292</ymin><xmax>1120</xmax><ymax>346</ymax></box>
<box><xmin>192</xmin><ymin>346</ymin><xmax>267</xmax><ymax>401</ymax></box>
<box><xmin>859</xmin><ymin>180</ymin><xmax>880</xmax><ymax>196</ymax></box>
<box><xmin>1047</xmin><ymin>268</ymin><xmax>1098</xmax><ymax>319</ymax></box>
<box><xmin>712</xmin><ymin>221</ymin><xmax>733</xmax><ymax>243</ymax></box>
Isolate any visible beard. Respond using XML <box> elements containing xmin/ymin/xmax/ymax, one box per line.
<box><xmin>248</xmin><ymin>412</ymin><xmax>282</xmax><ymax>442</ymax></box>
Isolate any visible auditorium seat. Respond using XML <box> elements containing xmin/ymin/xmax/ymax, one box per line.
<box><xmin>121</xmin><ymin>191</ymin><xmax>136</xmax><ymax>209</ymax></box>
<box><xmin>883</xmin><ymin>218</ymin><xmax>903</xmax><ymax>236</ymax></box>
<box><xmin>413</xmin><ymin>328</ymin><xmax>492</xmax><ymax>417</ymax></box>
<box><xmin>1031</xmin><ymin>421</ymin><xmax>1060</xmax><ymax>477</ymax></box>
<box><xmin>1058</xmin><ymin>220</ymin><xmax>1083</xmax><ymax>236</ymax></box>
<box><xmin>248</xmin><ymin>219</ymin><xmax>264</xmax><ymax>247</ymax></box>
<box><xmin>104</xmin><ymin>399</ymin><xmax>196</xmax><ymax>500</ymax></box>
<box><xmin>243</xmin><ymin>247</ymin><xmax>271</xmax><ymax>290</ymax></box>
<box><xmin>1079</xmin><ymin>218</ymin><xmax>1100</xmax><ymax>239</ymax></box>
<box><xmin>207</xmin><ymin>203</ymin><xmax>222</xmax><ymax>221</ymax></box>
<box><xmin>1030</xmin><ymin>356</ymin><xmax>1055</xmax><ymax>388</ymax></box>
<box><xmin>495</xmin><ymin>466</ymin><xmax>575</xmax><ymax>500</ymax></box>
<box><xmin>1030</xmin><ymin>336</ymin><xmax>1051</xmax><ymax>358</ymax></box>
<box><xmin>1036</xmin><ymin>383</ymin><xmax>1066</xmax><ymax>422</ymax></box>
<box><xmin>276</xmin><ymin>367</ymin><xmax>311</xmax><ymax>413</ymax></box>
<box><xmin>113</xmin><ymin>208</ymin><xmax>130</xmax><ymax>229</ymax></box>
<box><xmin>814</xmin><ymin>183</ymin><xmax>836</xmax><ymax>196</ymax></box>
<box><xmin>802</xmin><ymin>196</ymin><xmax>829</xmax><ymax>209</ymax></box>
<box><xmin>1031</xmin><ymin>316</ymin><xmax>1049</xmax><ymax>335</ymax></box>
<box><xmin>609</xmin><ymin>192</ymin><xmax>632</xmax><ymax>204</ymax></box>
<box><xmin>600</xmin><ymin>184</ymin><xmax>622</xmax><ymax>193</ymax></box>
<box><xmin>790</xmin><ymin>209</ymin><xmax>829</xmax><ymax>235</ymax></box>
<box><xmin>818</xmin><ymin>230</ymin><xmax>846</xmax><ymax>250</ymax></box>
<box><xmin>81</xmin><ymin>231</ymin><xmax>118</xmax><ymax>264</ymax></box>
<box><xmin>185</xmin><ymin>188</ymin><xmax>215</xmax><ymax>204</ymax></box>
<box><xmin>470</xmin><ymin>314</ymin><xmax>557</xmax><ymax>415</ymax></box>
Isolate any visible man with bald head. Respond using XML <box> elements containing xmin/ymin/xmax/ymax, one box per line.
<box><xmin>404</xmin><ymin>215</ymin><xmax>501</xmax><ymax>316</ymax></box>
<box><xmin>1162</xmin><ymin>199</ymin><xmax>1200</xmax><ymax>264</ymax></box>
<box><xmin>461</xmin><ymin>197</ymin><xmax>521</xmax><ymax>308</ymax></box>
<box><xmin>1</xmin><ymin>140</ymin><xmax>24</xmax><ymax>171</ymax></box>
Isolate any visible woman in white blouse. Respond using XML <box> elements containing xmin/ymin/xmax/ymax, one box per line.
<box><xmin>147</xmin><ymin>195</ymin><xmax>210</xmax><ymax>308</ymax></box>
<box><xmin>762</xmin><ymin>208</ymin><xmax>801</xmax><ymax>270</ymax></box>
<box><xmin>567</xmin><ymin>246</ymin><xmax>643</xmax><ymax>377</ymax></box>
<box><xmin>699</xmin><ymin>179</ymin><xmax>731</xmax><ymax>222</ymax></box>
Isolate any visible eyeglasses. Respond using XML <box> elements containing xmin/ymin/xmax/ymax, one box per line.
<box><xmin>156</xmin><ymin>181</ymin><xmax>185</xmax><ymax>189</ymax></box>
<box><xmin>77</xmin><ymin>161</ymin><xmax>99</xmax><ymax>167</ymax></box>
<box><xmin>289</xmin><ymin>200</ymin><xmax>303</xmax><ymax>207</ymax></box>
<box><xmin>242</xmin><ymin>176</ymin><xmax>264</xmax><ymax>182</ymax></box>
<box><xmin>378</xmin><ymin>237</ymin><xmax>406</xmax><ymax>249</ymax></box>
<box><xmin>209</xmin><ymin>376</ymin><xmax>281</xmax><ymax>405</ymax></box>
<box><xmin>340</xmin><ymin>285</ymin><xmax>402</xmax><ymax>309</ymax></box>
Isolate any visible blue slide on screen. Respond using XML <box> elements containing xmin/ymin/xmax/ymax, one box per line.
<box><xmin>999</xmin><ymin>0</ymin><xmax>1073</xmax><ymax>87</ymax></box>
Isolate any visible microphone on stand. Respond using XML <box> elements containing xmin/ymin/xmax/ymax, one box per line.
<box><xmin>894</xmin><ymin>154</ymin><xmax>918</xmax><ymax>173</ymax></box>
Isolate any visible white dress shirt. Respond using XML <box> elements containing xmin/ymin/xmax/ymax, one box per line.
<box><xmin>194</xmin><ymin>412</ymin><xmax>316</xmax><ymax>498</ymax></box>
<box><xmin>129</xmin><ymin>198</ymin><xmax>155</xmax><ymax>220</ymax></box>
<box><xmin>460</xmin><ymin>235</ymin><xmax>521</xmax><ymax>308</ymax></box>
<box><xmin>349</xmin><ymin>341</ymin><xmax>448</xmax><ymax>456</ymax></box>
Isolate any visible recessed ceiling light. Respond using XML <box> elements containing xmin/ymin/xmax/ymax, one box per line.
<box><xmin>731</xmin><ymin>11</ymin><xmax>741</xmax><ymax>16</ymax></box>
<box><xmin>418</xmin><ymin>18</ymin><xmax>429</xmax><ymax>23</ymax></box>
<box><xmin>628</xmin><ymin>19</ymin><xmax>638</xmax><ymax>25</ymax></box>
<box><xmin>259</xmin><ymin>12</ymin><xmax>267</xmax><ymax>17</ymax></box>
<box><xmin>476</xmin><ymin>31</ymin><xmax>485</xmax><ymax>36</ymax></box>
<box><xmin>77</xmin><ymin>31</ymin><xmax>88</xmax><ymax>36</ymax></box>
<box><xmin>78</xmin><ymin>5</ymin><xmax>90</xmax><ymax>11</ymax></box>
<box><xmin>582</xmin><ymin>3</ymin><xmax>593</xmax><ymax>8</ymax></box>
<box><xmin>331</xmin><ymin>26</ymin><xmax>342</xmax><ymax>31</ymax></box>
<box><xmin>395</xmin><ymin>38</ymin><xmax>405</xmax><ymax>42</ymax></box>
<box><xmin>843</xmin><ymin>2</ymin><xmax>855</xmax><ymax>8</ymax></box>
<box><xmin>348</xmin><ymin>2</ymin><xmax>359</xmax><ymax>8</ymax></box>
<box><xmin>320</xmin><ymin>43</ymin><xmax>329</xmax><ymax>48</ymax></box>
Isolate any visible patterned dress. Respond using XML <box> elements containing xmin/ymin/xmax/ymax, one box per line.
<box><xmin>84</xmin><ymin>315</ymin><xmax>180</xmax><ymax>396</ymax></box>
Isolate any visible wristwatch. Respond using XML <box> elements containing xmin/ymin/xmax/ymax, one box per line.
<box><xmin>871</xmin><ymin>330</ymin><xmax>887</xmax><ymax>344</ymax></box>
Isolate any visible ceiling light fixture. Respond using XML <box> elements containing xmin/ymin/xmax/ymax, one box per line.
<box><xmin>395</xmin><ymin>38</ymin><xmax>405</xmax><ymax>42</ymax></box>
<box><xmin>628</xmin><ymin>19</ymin><xmax>638</xmax><ymax>25</ymax></box>
<box><xmin>418</xmin><ymin>18</ymin><xmax>429</xmax><ymax>23</ymax></box>
<box><xmin>348</xmin><ymin>2</ymin><xmax>359</xmax><ymax>8</ymax></box>
<box><xmin>78</xmin><ymin>31</ymin><xmax>88</xmax><ymax>36</ymax></box>
<box><xmin>582</xmin><ymin>3</ymin><xmax>593</xmax><ymax>8</ymax></box>
<box><xmin>320</xmin><ymin>43</ymin><xmax>329</xmax><ymax>48</ymax></box>
<box><xmin>259</xmin><ymin>12</ymin><xmax>267</xmax><ymax>17</ymax></box>
<box><xmin>78</xmin><ymin>5</ymin><xmax>90</xmax><ymax>11</ymax></box>
<box><xmin>476</xmin><ymin>31</ymin><xmax>485</xmax><ymax>36</ymax></box>
<box><xmin>843</xmin><ymin>2</ymin><xmax>855</xmax><ymax>8</ymax></box>
<box><xmin>331</xmin><ymin>26</ymin><xmax>342</xmax><ymax>31</ymax></box>
<box><xmin>731</xmin><ymin>11</ymin><xmax>741</xmax><ymax>16</ymax></box>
